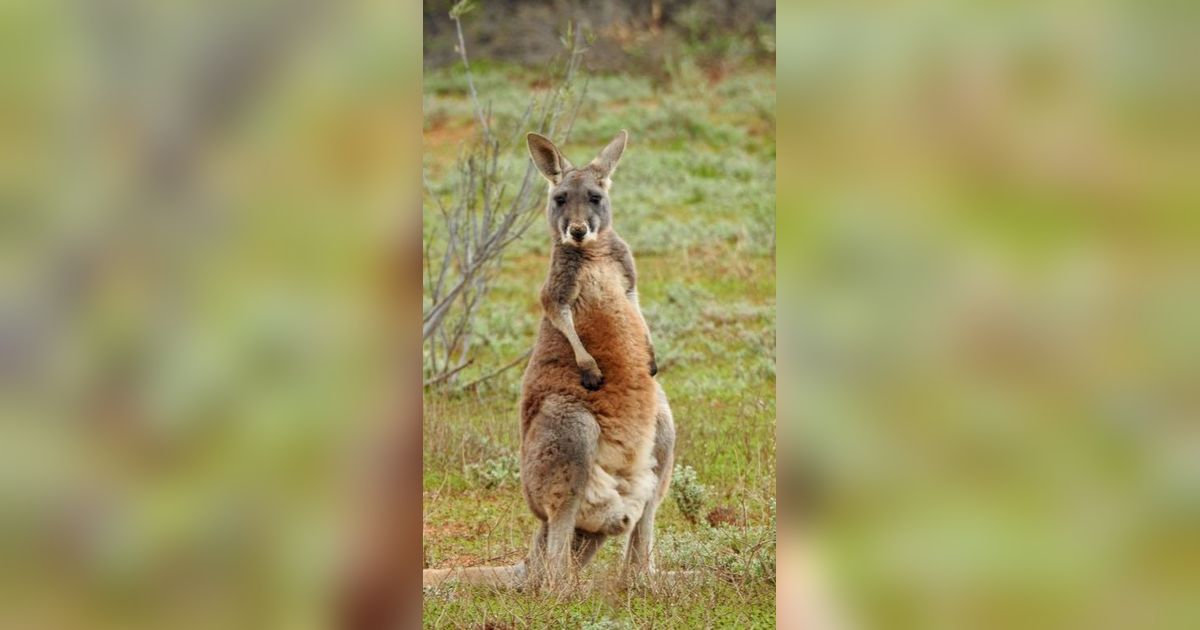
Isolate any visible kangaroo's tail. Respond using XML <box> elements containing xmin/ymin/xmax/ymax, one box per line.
<box><xmin>422</xmin><ymin>561</ymin><xmax>526</xmax><ymax>588</ymax></box>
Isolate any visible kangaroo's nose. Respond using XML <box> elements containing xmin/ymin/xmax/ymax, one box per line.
<box><xmin>569</xmin><ymin>226</ymin><xmax>587</xmax><ymax>241</ymax></box>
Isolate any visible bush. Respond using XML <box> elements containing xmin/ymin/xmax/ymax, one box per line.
<box><xmin>578</xmin><ymin>616</ymin><xmax>633</xmax><ymax>630</ymax></box>
<box><xmin>657</xmin><ymin>524</ymin><xmax>776</xmax><ymax>583</ymax></box>
<box><xmin>464</xmin><ymin>453</ymin><xmax>520</xmax><ymax>489</ymax></box>
<box><xmin>671</xmin><ymin>464</ymin><xmax>708</xmax><ymax>525</ymax></box>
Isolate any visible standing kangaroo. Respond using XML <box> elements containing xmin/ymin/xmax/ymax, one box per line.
<box><xmin>519</xmin><ymin>129</ymin><xmax>674</xmax><ymax>590</ymax></box>
<box><xmin>422</xmin><ymin>131</ymin><xmax>675</xmax><ymax>591</ymax></box>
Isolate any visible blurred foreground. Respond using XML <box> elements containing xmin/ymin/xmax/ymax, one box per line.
<box><xmin>3</xmin><ymin>1</ymin><xmax>421</xmax><ymax>627</ymax></box>
<box><xmin>777</xmin><ymin>1</ymin><xmax>1200</xmax><ymax>628</ymax></box>
<box><xmin>3</xmin><ymin>0</ymin><xmax>1198</xmax><ymax>628</ymax></box>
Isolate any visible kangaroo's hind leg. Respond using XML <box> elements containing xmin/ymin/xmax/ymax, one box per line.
<box><xmin>523</xmin><ymin>523</ymin><xmax>606</xmax><ymax>589</ymax></box>
<box><xmin>521</xmin><ymin>397</ymin><xmax>599</xmax><ymax>590</ymax></box>
<box><xmin>624</xmin><ymin>383</ymin><xmax>676</xmax><ymax>576</ymax></box>
<box><xmin>572</xmin><ymin>529</ymin><xmax>607</xmax><ymax>569</ymax></box>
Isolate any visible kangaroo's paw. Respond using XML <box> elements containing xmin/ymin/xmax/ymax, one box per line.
<box><xmin>648</xmin><ymin>356</ymin><xmax>658</xmax><ymax>377</ymax></box>
<box><xmin>602</xmin><ymin>513</ymin><xmax>633</xmax><ymax>536</ymax></box>
<box><xmin>581</xmin><ymin>367</ymin><xmax>605</xmax><ymax>391</ymax></box>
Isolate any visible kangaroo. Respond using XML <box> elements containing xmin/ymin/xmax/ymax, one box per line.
<box><xmin>518</xmin><ymin>130</ymin><xmax>674</xmax><ymax>590</ymax></box>
<box><xmin>422</xmin><ymin>131</ymin><xmax>676</xmax><ymax>591</ymax></box>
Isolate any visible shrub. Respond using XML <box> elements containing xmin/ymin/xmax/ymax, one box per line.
<box><xmin>671</xmin><ymin>464</ymin><xmax>708</xmax><ymax>525</ymax></box>
<box><xmin>657</xmin><ymin>524</ymin><xmax>776</xmax><ymax>584</ymax></box>
<box><xmin>465</xmin><ymin>453</ymin><xmax>520</xmax><ymax>489</ymax></box>
<box><xmin>579</xmin><ymin>617</ymin><xmax>633</xmax><ymax>630</ymax></box>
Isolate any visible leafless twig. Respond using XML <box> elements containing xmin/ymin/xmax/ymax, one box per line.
<box><xmin>422</xmin><ymin>8</ymin><xmax>589</xmax><ymax>388</ymax></box>
<box><xmin>460</xmin><ymin>349</ymin><xmax>532</xmax><ymax>391</ymax></box>
<box><xmin>423</xmin><ymin>359</ymin><xmax>473</xmax><ymax>388</ymax></box>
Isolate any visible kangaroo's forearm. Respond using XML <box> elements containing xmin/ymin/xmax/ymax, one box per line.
<box><xmin>614</xmin><ymin>241</ymin><xmax>653</xmax><ymax>348</ymax></box>
<box><xmin>626</xmin><ymin>290</ymin><xmax>653</xmax><ymax>344</ymax></box>
<box><xmin>627</xmin><ymin>289</ymin><xmax>658</xmax><ymax>376</ymax></box>
<box><xmin>547</xmin><ymin>305</ymin><xmax>596</xmax><ymax>369</ymax></box>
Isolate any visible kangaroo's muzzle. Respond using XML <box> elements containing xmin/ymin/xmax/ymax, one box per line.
<box><xmin>564</xmin><ymin>223</ymin><xmax>593</xmax><ymax>245</ymax></box>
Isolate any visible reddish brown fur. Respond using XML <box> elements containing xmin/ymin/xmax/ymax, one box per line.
<box><xmin>520</xmin><ymin>229</ymin><xmax>657</xmax><ymax>476</ymax></box>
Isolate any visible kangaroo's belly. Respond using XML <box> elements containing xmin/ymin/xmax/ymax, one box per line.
<box><xmin>575</xmin><ymin>445</ymin><xmax>657</xmax><ymax>535</ymax></box>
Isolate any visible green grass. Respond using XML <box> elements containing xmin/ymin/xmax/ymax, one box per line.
<box><xmin>423</xmin><ymin>61</ymin><xmax>775</xmax><ymax>627</ymax></box>
<box><xmin>424</xmin><ymin>575</ymin><xmax>776</xmax><ymax>629</ymax></box>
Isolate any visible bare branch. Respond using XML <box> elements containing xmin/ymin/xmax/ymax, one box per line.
<box><xmin>423</xmin><ymin>16</ymin><xmax>589</xmax><ymax>381</ymax></box>
<box><xmin>460</xmin><ymin>349</ymin><xmax>532</xmax><ymax>391</ymax></box>
<box><xmin>451</xmin><ymin>11</ymin><xmax>490</xmax><ymax>138</ymax></box>
<box><xmin>424</xmin><ymin>358</ymin><xmax>473</xmax><ymax>388</ymax></box>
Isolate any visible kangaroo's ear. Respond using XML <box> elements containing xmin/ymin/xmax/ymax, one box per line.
<box><xmin>526</xmin><ymin>133</ymin><xmax>573</xmax><ymax>184</ymax></box>
<box><xmin>589</xmin><ymin>129</ymin><xmax>628</xmax><ymax>180</ymax></box>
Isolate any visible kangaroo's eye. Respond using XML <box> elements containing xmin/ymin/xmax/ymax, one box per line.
<box><xmin>588</xmin><ymin>193</ymin><xmax>602</xmax><ymax>204</ymax></box>
<box><xmin>553</xmin><ymin>194</ymin><xmax>567</xmax><ymax>205</ymax></box>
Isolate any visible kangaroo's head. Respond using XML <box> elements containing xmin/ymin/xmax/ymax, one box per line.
<box><xmin>526</xmin><ymin>130</ymin><xmax>628</xmax><ymax>247</ymax></box>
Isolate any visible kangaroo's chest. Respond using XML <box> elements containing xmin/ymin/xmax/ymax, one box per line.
<box><xmin>573</xmin><ymin>259</ymin><xmax>629</xmax><ymax>310</ymax></box>
<box><xmin>566</xmin><ymin>256</ymin><xmax>655</xmax><ymax>408</ymax></box>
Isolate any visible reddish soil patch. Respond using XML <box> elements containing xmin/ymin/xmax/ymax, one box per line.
<box><xmin>706</xmin><ymin>505</ymin><xmax>742</xmax><ymax>528</ymax></box>
<box><xmin>423</xmin><ymin>521</ymin><xmax>474</xmax><ymax>539</ymax></box>
<box><xmin>425</xmin><ymin>117</ymin><xmax>475</xmax><ymax>149</ymax></box>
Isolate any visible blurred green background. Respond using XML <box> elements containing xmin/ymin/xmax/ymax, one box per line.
<box><xmin>776</xmin><ymin>1</ymin><xmax>1200</xmax><ymax>628</ymax></box>
<box><xmin>4</xmin><ymin>0</ymin><xmax>1199</xmax><ymax>627</ymax></box>
<box><xmin>3</xmin><ymin>1</ymin><xmax>419</xmax><ymax>627</ymax></box>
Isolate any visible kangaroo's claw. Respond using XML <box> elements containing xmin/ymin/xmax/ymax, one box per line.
<box><xmin>581</xmin><ymin>368</ymin><xmax>605</xmax><ymax>391</ymax></box>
